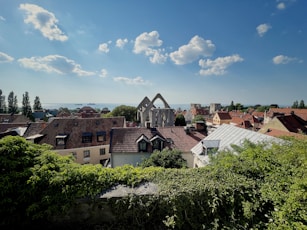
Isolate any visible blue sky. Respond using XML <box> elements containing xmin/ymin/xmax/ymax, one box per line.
<box><xmin>0</xmin><ymin>0</ymin><xmax>306</xmax><ymax>107</ymax></box>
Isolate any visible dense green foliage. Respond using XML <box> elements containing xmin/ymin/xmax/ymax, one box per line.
<box><xmin>174</xmin><ymin>114</ymin><xmax>186</xmax><ymax>126</ymax></box>
<box><xmin>1</xmin><ymin>136</ymin><xmax>306</xmax><ymax>229</ymax></box>
<box><xmin>108</xmin><ymin>104</ymin><xmax>137</xmax><ymax>122</ymax></box>
<box><xmin>139</xmin><ymin>149</ymin><xmax>187</xmax><ymax>168</ymax></box>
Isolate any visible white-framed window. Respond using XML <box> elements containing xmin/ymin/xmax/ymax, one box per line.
<box><xmin>138</xmin><ymin>141</ymin><xmax>147</xmax><ymax>152</ymax></box>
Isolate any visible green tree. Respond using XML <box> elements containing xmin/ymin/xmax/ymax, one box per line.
<box><xmin>33</xmin><ymin>96</ymin><xmax>42</xmax><ymax>111</ymax></box>
<box><xmin>228</xmin><ymin>100</ymin><xmax>235</xmax><ymax>111</ymax></box>
<box><xmin>22</xmin><ymin>91</ymin><xmax>33</xmax><ymax>119</ymax></box>
<box><xmin>292</xmin><ymin>100</ymin><xmax>299</xmax><ymax>108</ymax></box>
<box><xmin>175</xmin><ymin>114</ymin><xmax>186</xmax><ymax>126</ymax></box>
<box><xmin>7</xmin><ymin>91</ymin><xmax>18</xmax><ymax>114</ymax></box>
<box><xmin>256</xmin><ymin>105</ymin><xmax>270</xmax><ymax>112</ymax></box>
<box><xmin>111</xmin><ymin>105</ymin><xmax>137</xmax><ymax>122</ymax></box>
<box><xmin>299</xmin><ymin>99</ymin><xmax>305</xmax><ymax>109</ymax></box>
<box><xmin>0</xmin><ymin>89</ymin><xmax>3</xmax><ymax>113</ymax></box>
<box><xmin>140</xmin><ymin>149</ymin><xmax>187</xmax><ymax>168</ymax></box>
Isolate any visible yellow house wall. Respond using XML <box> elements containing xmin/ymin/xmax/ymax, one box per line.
<box><xmin>259</xmin><ymin>118</ymin><xmax>288</xmax><ymax>133</ymax></box>
<box><xmin>56</xmin><ymin>144</ymin><xmax>110</xmax><ymax>165</ymax></box>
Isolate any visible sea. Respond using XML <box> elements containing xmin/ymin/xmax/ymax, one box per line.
<box><xmin>42</xmin><ymin>103</ymin><xmax>192</xmax><ymax>111</ymax></box>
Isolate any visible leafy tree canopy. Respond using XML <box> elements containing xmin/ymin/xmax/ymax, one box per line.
<box><xmin>111</xmin><ymin>105</ymin><xmax>137</xmax><ymax>122</ymax></box>
<box><xmin>140</xmin><ymin>149</ymin><xmax>187</xmax><ymax>168</ymax></box>
<box><xmin>174</xmin><ymin>114</ymin><xmax>186</xmax><ymax>126</ymax></box>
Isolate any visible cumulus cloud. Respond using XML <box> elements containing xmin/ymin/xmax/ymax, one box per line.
<box><xmin>99</xmin><ymin>68</ymin><xmax>108</xmax><ymax>78</ymax></box>
<box><xmin>18</xmin><ymin>55</ymin><xmax>95</xmax><ymax>76</ymax></box>
<box><xmin>256</xmin><ymin>23</ymin><xmax>272</xmax><ymax>37</ymax></box>
<box><xmin>169</xmin><ymin>35</ymin><xmax>215</xmax><ymax>65</ymax></box>
<box><xmin>116</xmin><ymin>38</ymin><xmax>128</xmax><ymax>48</ymax></box>
<box><xmin>277</xmin><ymin>2</ymin><xmax>286</xmax><ymax>10</ymax></box>
<box><xmin>199</xmin><ymin>54</ymin><xmax>243</xmax><ymax>76</ymax></box>
<box><xmin>272</xmin><ymin>55</ymin><xmax>301</xmax><ymax>64</ymax></box>
<box><xmin>113</xmin><ymin>76</ymin><xmax>151</xmax><ymax>85</ymax></box>
<box><xmin>19</xmin><ymin>3</ymin><xmax>68</xmax><ymax>41</ymax></box>
<box><xmin>98</xmin><ymin>41</ymin><xmax>111</xmax><ymax>53</ymax></box>
<box><xmin>0</xmin><ymin>52</ymin><xmax>14</xmax><ymax>63</ymax></box>
<box><xmin>133</xmin><ymin>31</ymin><xmax>167</xmax><ymax>64</ymax></box>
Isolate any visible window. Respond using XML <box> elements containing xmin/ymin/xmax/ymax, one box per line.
<box><xmin>138</xmin><ymin>141</ymin><xmax>147</xmax><ymax>152</ymax></box>
<box><xmin>82</xmin><ymin>132</ymin><xmax>92</xmax><ymax>143</ymax></box>
<box><xmin>97</xmin><ymin>131</ymin><xmax>106</xmax><ymax>142</ymax></box>
<box><xmin>83</xmin><ymin>150</ymin><xmax>90</xmax><ymax>158</ymax></box>
<box><xmin>152</xmin><ymin>139</ymin><xmax>162</xmax><ymax>151</ymax></box>
<box><xmin>56</xmin><ymin>134</ymin><xmax>67</xmax><ymax>146</ymax></box>
<box><xmin>100</xmin><ymin>148</ymin><xmax>106</xmax><ymax>155</ymax></box>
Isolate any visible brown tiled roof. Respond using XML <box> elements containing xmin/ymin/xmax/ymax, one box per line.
<box><xmin>37</xmin><ymin>117</ymin><xmax>125</xmax><ymax>149</ymax></box>
<box><xmin>268</xmin><ymin>108</ymin><xmax>307</xmax><ymax>121</ymax></box>
<box><xmin>217</xmin><ymin>112</ymin><xmax>232</xmax><ymax>120</ymax></box>
<box><xmin>23</xmin><ymin>122</ymin><xmax>48</xmax><ymax>138</ymax></box>
<box><xmin>0</xmin><ymin>114</ymin><xmax>30</xmax><ymax>123</ymax></box>
<box><xmin>263</xmin><ymin>128</ymin><xmax>307</xmax><ymax>140</ymax></box>
<box><xmin>110</xmin><ymin>126</ymin><xmax>205</xmax><ymax>153</ymax></box>
<box><xmin>276</xmin><ymin>114</ymin><xmax>307</xmax><ymax>133</ymax></box>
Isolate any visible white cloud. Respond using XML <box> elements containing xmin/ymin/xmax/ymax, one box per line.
<box><xmin>113</xmin><ymin>76</ymin><xmax>151</xmax><ymax>85</ymax></box>
<box><xmin>99</xmin><ymin>68</ymin><xmax>108</xmax><ymax>78</ymax></box>
<box><xmin>169</xmin><ymin>35</ymin><xmax>215</xmax><ymax>65</ymax></box>
<box><xmin>272</xmin><ymin>55</ymin><xmax>300</xmax><ymax>64</ymax></box>
<box><xmin>19</xmin><ymin>3</ymin><xmax>68</xmax><ymax>41</ymax></box>
<box><xmin>133</xmin><ymin>31</ymin><xmax>167</xmax><ymax>64</ymax></box>
<box><xmin>134</xmin><ymin>31</ymin><xmax>162</xmax><ymax>53</ymax></box>
<box><xmin>98</xmin><ymin>42</ymin><xmax>111</xmax><ymax>53</ymax></box>
<box><xmin>0</xmin><ymin>16</ymin><xmax>5</xmax><ymax>21</ymax></box>
<box><xmin>18</xmin><ymin>55</ymin><xmax>95</xmax><ymax>76</ymax></box>
<box><xmin>116</xmin><ymin>38</ymin><xmax>128</xmax><ymax>48</ymax></box>
<box><xmin>256</xmin><ymin>23</ymin><xmax>272</xmax><ymax>37</ymax></box>
<box><xmin>277</xmin><ymin>2</ymin><xmax>286</xmax><ymax>10</ymax></box>
<box><xmin>0</xmin><ymin>52</ymin><xmax>14</xmax><ymax>63</ymax></box>
<box><xmin>199</xmin><ymin>54</ymin><xmax>243</xmax><ymax>76</ymax></box>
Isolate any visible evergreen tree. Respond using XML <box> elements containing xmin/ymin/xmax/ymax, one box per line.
<box><xmin>22</xmin><ymin>91</ymin><xmax>32</xmax><ymax>118</ymax></box>
<box><xmin>299</xmin><ymin>100</ymin><xmax>305</xmax><ymax>109</ymax></box>
<box><xmin>0</xmin><ymin>89</ymin><xmax>3</xmax><ymax>113</ymax></box>
<box><xmin>7</xmin><ymin>91</ymin><xmax>18</xmax><ymax>114</ymax></box>
<box><xmin>292</xmin><ymin>100</ymin><xmax>299</xmax><ymax>108</ymax></box>
<box><xmin>228</xmin><ymin>100</ymin><xmax>235</xmax><ymax>111</ymax></box>
<box><xmin>33</xmin><ymin>96</ymin><xmax>42</xmax><ymax>111</ymax></box>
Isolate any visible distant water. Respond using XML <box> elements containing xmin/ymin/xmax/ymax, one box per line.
<box><xmin>42</xmin><ymin>103</ymin><xmax>191</xmax><ymax>111</ymax></box>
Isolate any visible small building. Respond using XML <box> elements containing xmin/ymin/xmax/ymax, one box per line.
<box><xmin>191</xmin><ymin>124</ymin><xmax>282</xmax><ymax>168</ymax></box>
<box><xmin>109</xmin><ymin>126</ymin><xmax>205</xmax><ymax>168</ymax></box>
<box><xmin>212</xmin><ymin>112</ymin><xmax>232</xmax><ymax>125</ymax></box>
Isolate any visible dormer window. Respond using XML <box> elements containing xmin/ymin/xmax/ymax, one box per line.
<box><xmin>97</xmin><ymin>131</ymin><xmax>106</xmax><ymax>142</ymax></box>
<box><xmin>56</xmin><ymin>134</ymin><xmax>67</xmax><ymax>146</ymax></box>
<box><xmin>136</xmin><ymin>134</ymin><xmax>150</xmax><ymax>152</ymax></box>
<box><xmin>150</xmin><ymin>135</ymin><xmax>165</xmax><ymax>151</ymax></box>
<box><xmin>201</xmin><ymin>140</ymin><xmax>220</xmax><ymax>155</ymax></box>
<box><xmin>138</xmin><ymin>140</ymin><xmax>147</xmax><ymax>152</ymax></box>
<box><xmin>82</xmin><ymin>132</ymin><xmax>92</xmax><ymax>143</ymax></box>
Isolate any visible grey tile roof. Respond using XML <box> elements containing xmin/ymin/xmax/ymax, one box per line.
<box><xmin>191</xmin><ymin>124</ymin><xmax>282</xmax><ymax>156</ymax></box>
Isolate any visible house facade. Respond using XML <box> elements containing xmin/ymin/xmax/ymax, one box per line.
<box><xmin>212</xmin><ymin>112</ymin><xmax>232</xmax><ymax>125</ymax></box>
<box><xmin>110</xmin><ymin>126</ymin><xmax>205</xmax><ymax>168</ymax></box>
<box><xmin>25</xmin><ymin>117</ymin><xmax>126</xmax><ymax>165</ymax></box>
